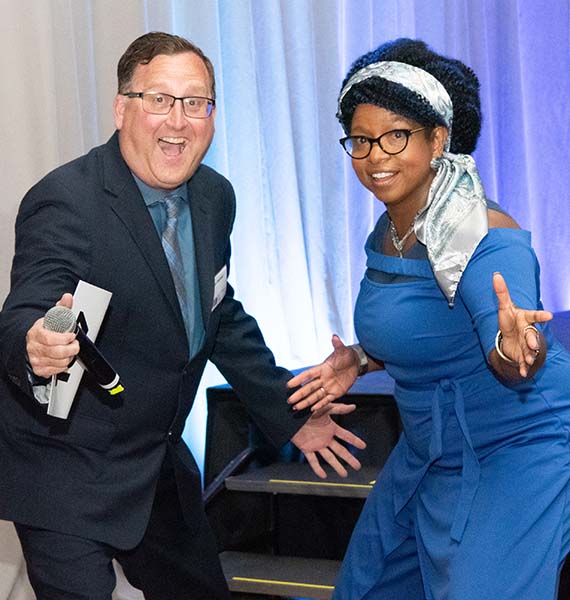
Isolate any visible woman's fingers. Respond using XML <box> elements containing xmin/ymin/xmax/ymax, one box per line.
<box><xmin>493</xmin><ymin>272</ymin><xmax>513</xmax><ymax>311</ymax></box>
<box><xmin>289</xmin><ymin>384</ymin><xmax>332</xmax><ymax>411</ymax></box>
<box><xmin>287</xmin><ymin>366</ymin><xmax>321</xmax><ymax>388</ymax></box>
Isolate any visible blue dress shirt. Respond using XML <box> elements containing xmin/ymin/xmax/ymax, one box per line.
<box><xmin>133</xmin><ymin>175</ymin><xmax>205</xmax><ymax>360</ymax></box>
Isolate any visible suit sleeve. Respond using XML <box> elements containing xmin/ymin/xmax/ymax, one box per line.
<box><xmin>0</xmin><ymin>175</ymin><xmax>92</xmax><ymax>397</ymax></box>
<box><xmin>206</xmin><ymin>178</ymin><xmax>306</xmax><ymax>448</ymax></box>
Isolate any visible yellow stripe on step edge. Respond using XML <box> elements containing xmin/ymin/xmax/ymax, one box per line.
<box><xmin>269</xmin><ymin>478</ymin><xmax>373</xmax><ymax>489</ymax></box>
<box><xmin>232</xmin><ymin>576</ymin><xmax>334</xmax><ymax>590</ymax></box>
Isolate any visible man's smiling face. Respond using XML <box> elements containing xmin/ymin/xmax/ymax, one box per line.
<box><xmin>114</xmin><ymin>51</ymin><xmax>215</xmax><ymax>190</ymax></box>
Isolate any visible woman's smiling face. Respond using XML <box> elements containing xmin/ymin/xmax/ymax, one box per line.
<box><xmin>349</xmin><ymin>104</ymin><xmax>446</xmax><ymax>215</ymax></box>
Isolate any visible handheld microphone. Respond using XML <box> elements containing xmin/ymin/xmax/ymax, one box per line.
<box><xmin>43</xmin><ymin>306</ymin><xmax>124</xmax><ymax>395</ymax></box>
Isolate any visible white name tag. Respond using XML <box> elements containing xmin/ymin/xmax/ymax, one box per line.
<box><xmin>212</xmin><ymin>265</ymin><xmax>227</xmax><ymax>311</ymax></box>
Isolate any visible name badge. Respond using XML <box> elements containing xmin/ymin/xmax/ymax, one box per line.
<box><xmin>212</xmin><ymin>265</ymin><xmax>227</xmax><ymax>311</ymax></box>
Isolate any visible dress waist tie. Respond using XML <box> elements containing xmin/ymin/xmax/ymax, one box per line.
<box><xmin>393</xmin><ymin>378</ymin><xmax>481</xmax><ymax>542</ymax></box>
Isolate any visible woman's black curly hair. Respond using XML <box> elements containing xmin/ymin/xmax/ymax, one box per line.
<box><xmin>337</xmin><ymin>39</ymin><xmax>482</xmax><ymax>154</ymax></box>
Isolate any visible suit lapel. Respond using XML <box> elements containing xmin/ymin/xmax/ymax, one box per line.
<box><xmin>187</xmin><ymin>174</ymin><xmax>215</xmax><ymax>331</ymax></box>
<box><xmin>101</xmin><ymin>134</ymin><xmax>187</xmax><ymax>334</ymax></box>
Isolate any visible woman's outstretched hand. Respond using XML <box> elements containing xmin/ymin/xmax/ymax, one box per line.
<box><xmin>287</xmin><ymin>335</ymin><xmax>363</xmax><ymax>412</ymax></box>
<box><xmin>492</xmin><ymin>272</ymin><xmax>552</xmax><ymax>378</ymax></box>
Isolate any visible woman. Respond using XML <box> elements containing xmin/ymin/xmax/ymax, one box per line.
<box><xmin>288</xmin><ymin>39</ymin><xmax>570</xmax><ymax>599</ymax></box>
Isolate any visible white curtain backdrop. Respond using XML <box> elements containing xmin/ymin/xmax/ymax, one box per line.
<box><xmin>1</xmin><ymin>0</ymin><xmax>569</xmax><ymax>597</ymax></box>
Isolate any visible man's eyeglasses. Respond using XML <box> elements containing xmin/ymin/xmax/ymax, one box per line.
<box><xmin>122</xmin><ymin>91</ymin><xmax>215</xmax><ymax>118</ymax></box>
<box><xmin>339</xmin><ymin>127</ymin><xmax>426</xmax><ymax>159</ymax></box>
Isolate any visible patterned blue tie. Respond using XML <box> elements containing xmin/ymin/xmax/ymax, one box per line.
<box><xmin>161</xmin><ymin>195</ymin><xmax>187</xmax><ymax>321</ymax></box>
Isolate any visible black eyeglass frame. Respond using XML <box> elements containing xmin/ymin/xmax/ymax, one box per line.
<box><xmin>339</xmin><ymin>127</ymin><xmax>427</xmax><ymax>159</ymax></box>
<box><xmin>122</xmin><ymin>91</ymin><xmax>215</xmax><ymax>118</ymax></box>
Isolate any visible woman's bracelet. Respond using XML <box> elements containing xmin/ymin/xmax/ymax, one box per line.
<box><xmin>349</xmin><ymin>344</ymin><xmax>369</xmax><ymax>376</ymax></box>
<box><xmin>494</xmin><ymin>330</ymin><xmax>518</xmax><ymax>366</ymax></box>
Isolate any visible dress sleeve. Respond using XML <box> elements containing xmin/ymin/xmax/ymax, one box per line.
<box><xmin>457</xmin><ymin>228</ymin><xmax>543</xmax><ymax>358</ymax></box>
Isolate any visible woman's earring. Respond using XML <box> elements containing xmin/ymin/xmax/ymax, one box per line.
<box><xmin>430</xmin><ymin>156</ymin><xmax>443</xmax><ymax>171</ymax></box>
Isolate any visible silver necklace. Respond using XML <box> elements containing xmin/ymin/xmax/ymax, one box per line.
<box><xmin>389</xmin><ymin>217</ymin><xmax>417</xmax><ymax>258</ymax></box>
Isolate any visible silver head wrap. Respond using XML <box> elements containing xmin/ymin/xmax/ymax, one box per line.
<box><xmin>339</xmin><ymin>60</ymin><xmax>487</xmax><ymax>305</ymax></box>
<box><xmin>338</xmin><ymin>61</ymin><xmax>453</xmax><ymax>149</ymax></box>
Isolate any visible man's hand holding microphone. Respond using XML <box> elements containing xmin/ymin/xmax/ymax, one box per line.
<box><xmin>27</xmin><ymin>293</ymin><xmax>123</xmax><ymax>394</ymax></box>
<box><xmin>26</xmin><ymin>293</ymin><xmax>78</xmax><ymax>379</ymax></box>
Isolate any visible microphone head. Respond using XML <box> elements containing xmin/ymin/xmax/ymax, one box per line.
<box><xmin>44</xmin><ymin>306</ymin><xmax>77</xmax><ymax>333</ymax></box>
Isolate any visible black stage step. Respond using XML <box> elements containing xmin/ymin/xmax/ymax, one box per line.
<box><xmin>225</xmin><ymin>463</ymin><xmax>378</xmax><ymax>499</ymax></box>
<box><xmin>220</xmin><ymin>550</ymin><xmax>340</xmax><ymax>599</ymax></box>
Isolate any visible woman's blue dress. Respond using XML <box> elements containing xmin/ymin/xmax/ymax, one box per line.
<box><xmin>333</xmin><ymin>213</ymin><xmax>570</xmax><ymax>599</ymax></box>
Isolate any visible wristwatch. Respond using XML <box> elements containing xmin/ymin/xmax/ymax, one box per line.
<box><xmin>350</xmin><ymin>344</ymin><xmax>369</xmax><ymax>376</ymax></box>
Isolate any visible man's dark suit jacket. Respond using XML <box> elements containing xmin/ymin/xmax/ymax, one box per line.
<box><xmin>0</xmin><ymin>133</ymin><xmax>303</xmax><ymax>549</ymax></box>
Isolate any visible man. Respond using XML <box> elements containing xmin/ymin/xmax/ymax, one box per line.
<box><xmin>0</xmin><ymin>32</ymin><xmax>364</xmax><ymax>599</ymax></box>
